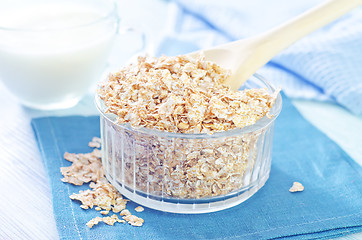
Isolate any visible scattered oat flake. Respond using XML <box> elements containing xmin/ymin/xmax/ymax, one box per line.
<box><xmin>80</xmin><ymin>205</ymin><xmax>89</xmax><ymax>210</ymax></box>
<box><xmin>86</xmin><ymin>217</ymin><xmax>103</xmax><ymax>228</ymax></box>
<box><xmin>70</xmin><ymin>181</ymin><xmax>122</xmax><ymax>211</ymax></box>
<box><xmin>122</xmin><ymin>213</ymin><xmax>144</xmax><ymax>227</ymax></box>
<box><xmin>129</xmin><ymin>218</ymin><xmax>144</xmax><ymax>227</ymax></box>
<box><xmin>120</xmin><ymin>209</ymin><xmax>131</xmax><ymax>216</ymax></box>
<box><xmin>135</xmin><ymin>206</ymin><xmax>144</xmax><ymax>212</ymax></box>
<box><xmin>61</xmin><ymin>149</ymin><xmax>104</xmax><ymax>185</ymax></box>
<box><xmin>112</xmin><ymin>203</ymin><xmax>126</xmax><ymax>213</ymax></box>
<box><xmin>64</xmin><ymin>137</ymin><xmax>147</xmax><ymax>228</ymax></box>
<box><xmin>289</xmin><ymin>182</ymin><xmax>304</xmax><ymax>192</ymax></box>
<box><xmin>89</xmin><ymin>137</ymin><xmax>101</xmax><ymax>148</ymax></box>
<box><xmin>102</xmin><ymin>216</ymin><xmax>117</xmax><ymax>226</ymax></box>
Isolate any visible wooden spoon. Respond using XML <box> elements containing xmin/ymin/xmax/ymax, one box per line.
<box><xmin>188</xmin><ymin>0</ymin><xmax>362</xmax><ymax>90</ymax></box>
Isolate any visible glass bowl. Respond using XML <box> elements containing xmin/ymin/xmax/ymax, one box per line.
<box><xmin>95</xmin><ymin>74</ymin><xmax>282</xmax><ymax>214</ymax></box>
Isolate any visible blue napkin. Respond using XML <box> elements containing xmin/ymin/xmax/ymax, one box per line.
<box><xmin>31</xmin><ymin>94</ymin><xmax>362</xmax><ymax>240</ymax></box>
<box><xmin>160</xmin><ymin>0</ymin><xmax>362</xmax><ymax>115</ymax></box>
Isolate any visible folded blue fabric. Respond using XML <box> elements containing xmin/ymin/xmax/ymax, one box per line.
<box><xmin>32</xmin><ymin>94</ymin><xmax>362</xmax><ymax>240</ymax></box>
<box><xmin>160</xmin><ymin>0</ymin><xmax>362</xmax><ymax>115</ymax></box>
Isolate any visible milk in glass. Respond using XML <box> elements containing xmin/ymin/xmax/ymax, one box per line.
<box><xmin>0</xmin><ymin>2</ymin><xmax>117</xmax><ymax>109</ymax></box>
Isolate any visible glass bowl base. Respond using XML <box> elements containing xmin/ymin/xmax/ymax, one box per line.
<box><xmin>106</xmin><ymin>172</ymin><xmax>270</xmax><ymax>214</ymax></box>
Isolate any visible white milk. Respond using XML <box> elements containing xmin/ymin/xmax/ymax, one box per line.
<box><xmin>0</xmin><ymin>2</ymin><xmax>117</xmax><ymax>109</ymax></box>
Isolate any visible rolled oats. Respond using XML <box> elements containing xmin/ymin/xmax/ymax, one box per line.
<box><xmin>105</xmin><ymin>123</ymin><xmax>262</xmax><ymax>198</ymax></box>
<box><xmin>70</xmin><ymin>181</ymin><xmax>125</xmax><ymax>211</ymax></box>
<box><xmin>86</xmin><ymin>215</ymin><xmax>123</xmax><ymax>228</ymax></box>
<box><xmin>102</xmin><ymin>216</ymin><xmax>117</xmax><ymax>226</ymax></box>
<box><xmin>289</xmin><ymin>182</ymin><xmax>304</xmax><ymax>192</ymax></box>
<box><xmin>64</xmin><ymin>138</ymin><xmax>144</xmax><ymax>228</ymax></box>
<box><xmin>86</xmin><ymin>217</ymin><xmax>103</xmax><ymax>228</ymax></box>
<box><xmin>89</xmin><ymin>137</ymin><xmax>102</xmax><ymax>148</ymax></box>
<box><xmin>123</xmin><ymin>214</ymin><xmax>144</xmax><ymax>227</ymax></box>
<box><xmin>99</xmin><ymin>55</ymin><xmax>280</xmax><ymax>200</ymax></box>
<box><xmin>120</xmin><ymin>209</ymin><xmax>131</xmax><ymax>216</ymax></box>
<box><xmin>61</xmin><ymin>149</ymin><xmax>104</xmax><ymax>185</ymax></box>
<box><xmin>98</xmin><ymin>55</ymin><xmax>279</xmax><ymax>134</ymax></box>
<box><xmin>135</xmin><ymin>206</ymin><xmax>144</xmax><ymax>212</ymax></box>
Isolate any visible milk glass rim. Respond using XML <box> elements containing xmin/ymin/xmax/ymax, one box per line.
<box><xmin>0</xmin><ymin>0</ymin><xmax>118</xmax><ymax>32</ymax></box>
<box><xmin>95</xmin><ymin>74</ymin><xmax>283</xmax><ymax>139</ymax></box>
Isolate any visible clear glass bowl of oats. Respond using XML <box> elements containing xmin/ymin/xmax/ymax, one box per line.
<box><xmin>96</xmin><ymin>60</ymin><xmax>282</xmax><ymax>213</ymax></box>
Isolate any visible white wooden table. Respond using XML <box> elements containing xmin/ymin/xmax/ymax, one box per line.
<box><xmin>0</xmin><ymin>1</ymin><xmax>361</xmax><ymax>239</ymax></box>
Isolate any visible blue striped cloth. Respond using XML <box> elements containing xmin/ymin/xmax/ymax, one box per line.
<box><xmin>158</xmin><ymin>0</ymin><xmax>362</xmax><ymax>115</ymax></box>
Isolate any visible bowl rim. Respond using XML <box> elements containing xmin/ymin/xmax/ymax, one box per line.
<box><xmin>95</xmin><ymin>73</ymin><xmax>282</xmax><ymax>139</ymax></box>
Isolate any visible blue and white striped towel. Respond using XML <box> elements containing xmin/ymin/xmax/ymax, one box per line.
<box><xmin>157</xmin><ymin>0</ymin><xmax>362</xmax><ymax>115</ymax></box>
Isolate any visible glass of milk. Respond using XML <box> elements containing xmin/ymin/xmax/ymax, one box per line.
<box><xmin>0</xmin><ymin>0</ymin><xmax>142</xmax><ymax>110</ymax></box>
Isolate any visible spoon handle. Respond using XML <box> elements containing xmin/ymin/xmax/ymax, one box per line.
<box><xmin>226</xmin><ymin>0</ymin><xmax>362</xmax><ymax>90</ymax></box>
